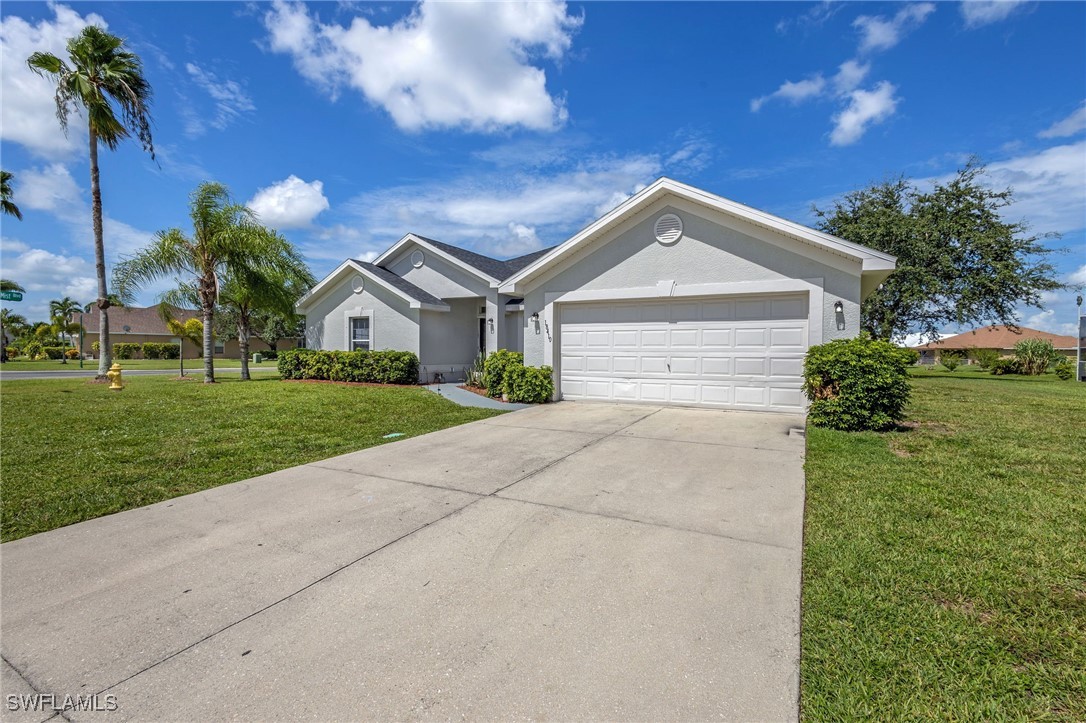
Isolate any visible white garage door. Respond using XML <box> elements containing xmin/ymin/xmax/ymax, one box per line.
<box><xmin>559</xmin><ymin>294</ymin><xmax>808</xmax><ymax>412</ymax></box>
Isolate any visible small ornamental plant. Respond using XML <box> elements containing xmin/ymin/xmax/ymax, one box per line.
<box><xmin>802</xmin><ymin>335</ymin><xmax>913</xmax><ymax>431</ymax></box>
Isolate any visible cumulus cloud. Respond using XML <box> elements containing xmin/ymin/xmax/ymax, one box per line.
<box><xmin>0</xmin><ymin>4</ymin><xmax>106</xmax><ymax>158</ymax></box>
<box><xmin>261</xmin><ymin>0</ymin><xmax>581</xmax><ymax>132</ymax></box>
<box><xmin>853</xmin><ymin>3</ymin><xmax>936</xmax><ymax>54</ymax></box>
<box><xmin>960</xmin><ymin>0</ymin><xmax>1028</xmax><ymax>28</ymax></box>
<box><xmin>830</xmin><ymin>81</ymin><xmax>900</xmax><ymax>146</ymax></box>
<box><xmin>248</xmin><ymin>176</ymin><xmax>330</xmax><ymax>229</ymax></box>
<box><xmin>14</xmin><ymin>163</ymin><xmax>83</xmax><ymax>212</ymax></box>
<box><xmin>1038</xmin><ymin>102</ymin><xmax>1086</xmax><ymax>139</ymax></box>
<box><xmin>981</xmin><ymin>140</ymin><xmax>1086</xmax><ymax>234</ymax></box>
<box><xmin>182</xmin><ymin>63</ymin><xmax>256</xmax><ymax>137</ymax></box>
<box><xmin>0</xmin><ymin>246</ymin><xmax>97</xmax><ymax>301</ymax></box>
<box><xmin>751</xmin><ymin>75</ymin><xmax>827</xmax><ymax>112</ymax></box>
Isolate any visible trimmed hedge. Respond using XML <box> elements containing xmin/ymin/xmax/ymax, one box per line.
<box><xmin>113</xmin><ymin>343</ymin><xmax>141</xmax><ymax>360</ymax></box>
<box><xmin>503</xmin><ymin>363</ymin><xmax>554</xmax><ymax>403</ymax></box>
<box><xmin>42</xmin><ymin>346</ymin><xmax>66</xmax><ymax>360</ymax></box>
<box><xmin>256</xmin><ymin>349</ymin><xmax>278</xmax><ymax>361</ymax></box>
<box><xmin>142</xmin><ymin>342</ymin><xmax>180</xmax><ymax>359</ymax></box>
<box><xmin>802</xmin><ymin>335</ymin><xmax>912</xmax><ymax>431</ymax></box>
<box><xmin>483</xmin><ymin>349</ymin><xmax>523</xmax><ymax>397</ymax></box>
<box><xmin>277</xmin><ymin>348</ymin><xmax>419</xmax><ymax>385</ymax></box>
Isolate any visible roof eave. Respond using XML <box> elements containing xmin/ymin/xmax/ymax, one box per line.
<box><xmin>375</xmin><ymin>234</ymin><xmax>501</xmax><ymax>285</ymax></box>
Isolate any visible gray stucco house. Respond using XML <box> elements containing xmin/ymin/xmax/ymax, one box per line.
<box><xmin>297</xmin><ymin>178</ymin><xmax>895</xmax><ymax>412</ymax></box>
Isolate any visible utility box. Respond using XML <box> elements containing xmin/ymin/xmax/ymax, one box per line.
<box><xmin>253</xmin><ymin>353</ymin><xmax>262</xmax><ymax>364</ymax></box>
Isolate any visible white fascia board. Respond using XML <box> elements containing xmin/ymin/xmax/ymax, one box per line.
<box><xmin>500</xmin><ymin>177</ymin><xmax>897</xmax><ymax>294</ymax></box>
<box><xmin>296</xmin><ymin>260</ymin><xmax>450</xmax><ymax>312</ymax></box>
<box><xmin>374</xmin><ymin>234</ymin><xmax>501</xmax><ymax>286</ymax></box>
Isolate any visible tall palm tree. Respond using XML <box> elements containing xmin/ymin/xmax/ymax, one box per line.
<box><xmin>218</xmin><ymin>238</ymin><xmax>314</xmax><ymax>380</ymax></box>
<box><xmin>114</xmin><ymin>182</ymin><xmax>285</xmax><ymax>383</ymax></box>
<box><xmin>1</xmin><ymin>308</ymin><xmax>29</xmax><ymax>352</ymax></box>
<box><xmin>0</xmin><ymin>280</ymin><xmax>25</xmax><ymax>293</ymax></box>
<box><xmin>28</xmin><ymin>26</ymin><xmax>155</xmax><ymax>380</ymax></box>
<box><xmin>1</xmin><ymin>171</ymin><xmax>23</xmax><ymax>220</ymax></box>
<box><xmin>49</xmin><ymin>296</ymin><xmax>82</xmax><ymax>363</ymax></box>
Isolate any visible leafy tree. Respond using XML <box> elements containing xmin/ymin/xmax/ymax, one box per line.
<box><xmin>1</xmin><ymin>171</ymin><xmax>23</xmax><ymax>220</ymax></box>
<box><xmin>48</xmin><ymin>296</ymin><xmax>82</xmax><ymax>363</ymax></box>
<box><xmin>114</xmin><ymin>182</ymin><xmax>289</xmax><ymax>383</ymax></box>
<box><xmin>29</xmin><ymin>26</ymin><xmax>155</xmax><ymax>379</ymax></box>
<box><xmin>814</xmin><ymin>159</ymin><xmax>1064</xmax><ymax>342</ymax></box>
<box><xmin>255</xmin><ymin>311</ymin><xmax>304</xmax><ymax>352</ymax></box>
<box><xmin>1</xmin><ymin>308</ymin><xmax>29</xmax><ymax>349</ymax></box>
<box><xmin>217</xmin><ymin>247</ymin><xmax>314</xmax><ymax>380</ymax></box>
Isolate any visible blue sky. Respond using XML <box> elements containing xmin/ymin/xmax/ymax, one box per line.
<box><xmin>1</xmin><ymin>0</ymin><xmax>1083</xmax><ymax>340</ymax></box>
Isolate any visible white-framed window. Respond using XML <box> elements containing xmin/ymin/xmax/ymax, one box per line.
<box><xmin>350</xmin><ymin>316</ymin><xmax>371</xmax><ymax>351</ymax></box>
<box><xmin>213</xmin><ymin>340</ymin><xmax>225</xmax><ymax>354</ymax></box>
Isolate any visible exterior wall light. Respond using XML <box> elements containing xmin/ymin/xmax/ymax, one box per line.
<box><xmin>529</xmin><ymin>312</ymin><xmax>540</xmax><ymax>322</ymax></box>
<box><xmin>834</xmin><ymin>300</ymin><xmax>846</xmax><ymax>331</ymax></box>
<box><xmin>833</xmin><ymin>301</ymin><xmax>843</xmax><ymax>314</ymax></box>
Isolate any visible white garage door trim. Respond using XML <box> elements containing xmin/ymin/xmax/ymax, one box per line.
<box><xmin>556</xmin><ymin>292</ymin><xmax>810</xmax><ymax>412</ymax></box>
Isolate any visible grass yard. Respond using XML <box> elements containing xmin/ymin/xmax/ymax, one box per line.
<box><xmin>0</xmin><ymin>358</ymin><xmax>272</xmax><ymax>372</ymax></box>
<box><xmin>802</xmin><ymin>369</ymin><xmax>1086</xmax><ymax>720</ymax></box>
<box><xmin>0</xmin><ymin>376</ymin><xmax>500</xmax><ymax>542</ymax></box>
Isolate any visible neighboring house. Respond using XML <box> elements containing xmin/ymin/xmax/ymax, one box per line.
<box><xmin>300</xmin><ymin>177</ymin><xmax>896</xmax><ymax>412</ymax></box>
<box><xmin>913</xmin><ymin>325</ymin><xmax>1077</xmax><ymax>364</ymax></box>
<box><xmin>81</xmin><ymin>306</ymin><xmax>300</xmax><ymax>359</ymax></box>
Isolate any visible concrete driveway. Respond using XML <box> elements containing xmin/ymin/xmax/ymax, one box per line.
<box><xmin>1</xmin><ymin>403</ymin><xmax>806</xmax><ymax>722</ymax></box>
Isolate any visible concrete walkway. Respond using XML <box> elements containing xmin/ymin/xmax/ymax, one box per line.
<box><xmin>423</xmin><ymin>382</ymin><xmax>531</xmax><ymax>410</ymax></box>
<box><xmin>0</xmin><ymin>403</ymin><xmax>806</xmax><ymax>721</ymax></box>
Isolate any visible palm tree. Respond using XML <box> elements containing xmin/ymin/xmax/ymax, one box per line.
<box><xmin>114</xmin><ymin>182</ymin><xmax>286</xmax><ymax>383</ymax></box>
<box><xmin>49</xmin><ymin>297</ymin><xmax>82</xmax><ymax>363</ymax></box>
<box><xmin>218</xmin><ymin>236</ymin><xmax>314</xmax><ymax>380</ymax></box>
<box><xmin>1</xmin><ymin>171</ymin><xmax>23</xmax><ymax>220</ymax></box>
<box><xmin>1</xmin><ymin>308</ymin><xmax>28</xmax><ymax>354</ymax></box>
<box><xmin>158</xmin><ymin>304</ymin><xmax>203</xmax><ymax>378</ymax></box>
<box><xmin>0</xmin><ymin>280</ymin><xmax>25</xmax><ymax>293</ymax></box>
<box><xmin>28</xmin><ymin>26</ymin><xmax>155</xmax><ymax>380</ymax></box>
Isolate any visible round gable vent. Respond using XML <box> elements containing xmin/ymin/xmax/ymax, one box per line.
<box><xmin>410</xmin><ymin>250</ymin><xmax>425</xmax><ymax>268</ymax></box>
<box><xmin>654</xmin><ymin>213</ymin><xmax>683</xmax><ymax>245</ymax></box>
<box><xmin>351</xmin><ymin>275</ymin><xmax>365</xmax><ymax>294</ymax></box>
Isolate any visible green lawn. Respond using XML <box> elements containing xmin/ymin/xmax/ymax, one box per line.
<box><xmin>802</xmin><ymin>370</ymin><xmax>1086</xmax><ymax>720</ymax></box>
<box><xmin>0</xmin><ymin>358</ymin><xmax>274</xmax><ymax>372</ymax></box>
<box><xmin>0</xmin><ymin>376</ymin><xmax>500</xmax><ymax>542</ymax></box>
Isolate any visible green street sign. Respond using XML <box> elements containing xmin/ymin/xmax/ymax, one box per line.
<box><xmin>0</xmin><ymin>291</ymin><xmax>23</xmax><ymax>302</ymax></box>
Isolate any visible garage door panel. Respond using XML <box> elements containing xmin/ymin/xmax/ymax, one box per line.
<box><xmin>559</xmin><ymin>295</ymin><xmax>808</xmax><ymax>412</ymax></box>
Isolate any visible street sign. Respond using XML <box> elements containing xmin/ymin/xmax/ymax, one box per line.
<box><xmin>0</xmin><ymin>291</ymin><xmax>23</xmax><ymax>302</ymax></box>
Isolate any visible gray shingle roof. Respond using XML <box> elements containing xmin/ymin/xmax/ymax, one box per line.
<box><xmin>353</xmin><ymin>261</ymin><xmax>448</xmax><ymax>307</ymax></box>
<box><xmin>413</xmin><ymin>235</ymin><xmax>557</xmax><ymax>281</ymax></box>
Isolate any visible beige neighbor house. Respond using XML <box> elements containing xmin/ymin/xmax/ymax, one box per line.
<box><xmin>300</xmin><ymin>178</ymin><xmax>897</xmax><ymax>413</ymax></box>
<box><xmin>80</xmin><ymin>306</ymin><xmax>301</xmax><ymax>359</ymax></box>
<box><xmin>913</xmin><ymin>324</ymin><xmax>1077</xmax><ymax>364</ymax></box>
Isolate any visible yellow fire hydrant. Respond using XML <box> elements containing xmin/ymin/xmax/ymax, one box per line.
<box><xmin>107</xmin><ymin>362</ymin><xmax>124</xmax><ymax>391</ymax></box>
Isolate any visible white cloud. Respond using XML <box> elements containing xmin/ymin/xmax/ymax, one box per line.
<box><xmin>261</xmin><ymin>0</ymin><xmax>582</xmax><ymax>132</ymax></box>
<box><xmin>751</xmin><ymin>75</ymin><xmax>826</xmax><ymax>112</ymax></box>
<box><xmin>248</xmin><ymin>176</ymin><xmax>330</xmax><ymax>229</ymax></box>
<box><xmin>832</xmin><ymin>59</ymin><xmax>871</xmax><ymax>94</ymax></box>
<box><xmin>183</xmin><ymin>63</ymin><xmax>256</xmax><ymax>137</ymax></box>
<box><xmin>853</xmin><ymin>3</ymin><xmax>936</xmax><ymax>54</ymax></box>
<box><xmin>1021</xmin><ymin>308</ymin><xmax>1077</xmax><ymax>337</ymax></box>
<box><xmin>775</xmin><ymin>2</ymin><xmax>842</xmax><ymax>35</ymax></box>
<box><xmin>830</xmin><ymin>81</ymin><xmax>899</xmax><ymax>146</ymax></box>
<box><xmin>15</xmin><ymin>163</ymin><xmax>82</xmax><ymax>212</ymax></box>
<box><xmin>0</xmin><ymin>246</ymin><xmax>97</xmax><ymax>301</ymax></box>
<box><xmin>980</xmin><ymin>140</ymin><xmax>1086</xmax><ymax>234</ymax></box>
<box><xmin>0</xmin><ymin>4</ymin><xmax>106</xmax><ymax>158</ymax></box>
<box><xmin>1068</xmin><ymin>264</ymin><xmax>1086</xmax><ymax>287</ymax></box>
<box><xmin>960</xmin><ymin>0</ymin><xmax>1028</xmax><ymax>28</ymax></box>
<box><xmin>1038</xmin><ymin>102</ymin><xmax>1086</xmax><ymax>139</ymax></box>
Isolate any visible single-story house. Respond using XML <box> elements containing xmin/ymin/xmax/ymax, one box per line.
<box><xmin>80</xmin><ymin>305</ymin><xmax>301</xmax><ymax>359</ymax></box>
<box><xmin>913</xmin><ymin>325</ymin><xmax>1077</xmax><ymax>364</ymax></box>
<box><xmin>299</xmin><ymin>177</ymin><xmax>896</xmax><ymax>412</ymax></box>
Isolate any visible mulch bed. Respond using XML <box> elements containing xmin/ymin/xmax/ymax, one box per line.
<box><xmin>280</xmin><ymin>379</ymin><xmax>420</xmax><ymax>389</ymax></box>
<box><xmin>458</xmin><ymin>384</ymin><xmax>495</xmax><ymax>399</ymax></box>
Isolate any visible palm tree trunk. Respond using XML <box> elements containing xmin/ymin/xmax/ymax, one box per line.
<box><xmin>90</xmin><ymin>126</ymin><xmax>112</xmax><ymax>380</ymax></box>
<box><xmin>202</xmin><ymin>303</ymin><xmax>215</xmax><ymax>384</ymax></box>
<box><xmin>239</xmin><ymin>328</ymin><xmax>250</xmax><ymax>381</ymax></box>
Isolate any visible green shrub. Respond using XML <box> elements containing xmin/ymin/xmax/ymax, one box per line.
<box><xmin>939</xmin><ymin>350</ymin><xmax>963</xmax><ymax>372</ymax></box>
<box><xmin>1014</xmin><ymin>338</ymin><xmax>1059</xmax><ymax>376</ymax></box>
<box><xmin>42</xmin><ymin>346</ymin><xmax>65</xmax><ymax>360</ymax></box>
<box><xmin>4</xmin><ymin>347</ymin><xmax>17</xmax><ymax>358</ymax></box>
<box><xmin>898</xmin><ymin>347</ymin><xmax>920</xmax><ymax>365</ymax></box>
<box><xmin>802</xmin><ymin>335</ymin><xmax>912</xmax><ymax>431</ymax></box>
<box><xmin>23</xmin><ymin>341</ymin><xmax>43</xmax><ymax>360</ymax></box>
<box><xmin>1054</xmin><ymin>357</ymin><xmax>1075</xmax><ymax>381</ymax></box>
<box><xmin>968</xmin><ymin>347</ymin><xmax>1001</xmax><ymax>370</ymax></box>
<box><xmin>502</xmin><ymin>363</ymin><xmax>554</xmax><ymax>403</ymax></box>
<box><xmin>257</xmin><ymin>349</ymin><xmax>278</xmax><ymax>361</ymax></box>
<box><xmin>483</xmin><ymin>349</ymin><xmax>523</xmax><ymax>397</ymax></box>
<box><xmin>141</xmin><ymin>342</ymin><xmax>180</xmax><ymax>360</ymax></box>
<box><xmin>989</xmin><ymin>357</ymin><xmax>1022</xmax><ymax>375</ymax></box>
<box><xmin>64</xmin><ymin>348</ymin><xmax>80</xmax><ymax>359</ymax></box>
<box><xmin>113</xmin><ymin>343</ymin><xmax>141</xmax><ymax>360</ymax></box>
<box><xmin>91</xmin><ymin>340</ymin><xmax>100</xmax><ymax>353</ymax></box>
<box><xmin>276</xmin><ymin>348</ymin><xmax>419</xmax><ymax>385</ymax></box>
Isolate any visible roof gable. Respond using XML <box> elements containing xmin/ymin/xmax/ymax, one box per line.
<box><xmin>499</xmin><ymin>177</ymin><xmax>897</xmax><ymax>294</ymax></box>
<box><xmin>914</xmin><ymin>325</ymin><xmax>1077</xmax><ymax>350</ymax></box>
<box><xmin>296</xmin><ymin>259</ymin><xmax>450</xmax><ymax>312</ymax></box>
